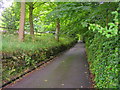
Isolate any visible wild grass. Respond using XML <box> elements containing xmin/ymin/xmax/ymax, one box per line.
<box><xmin>1</xmin><ymin>33</ymin><xmax>74</xmax><ymax>53</ymax></box>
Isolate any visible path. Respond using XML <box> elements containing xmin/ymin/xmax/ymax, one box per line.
<box><xmin>6</xmin><ymin>42</ymin><xmax>92</xmax><ymax>88</ymax></box>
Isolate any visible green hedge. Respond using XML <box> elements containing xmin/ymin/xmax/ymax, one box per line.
<box><xmin>2</xmin><ymin>40</ymin><xmax>77</xmax><ymax>85</ymax></box>
<box><xmin>85</xmin><ymin>31</ymin><xmax>119</xmax><ymax>88</ymax></box>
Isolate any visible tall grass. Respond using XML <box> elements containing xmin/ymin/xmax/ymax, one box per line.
<box><xmin>2</xmin><ymin>34</ymin><xmax>74</xmax><ymax>53</ymax></box>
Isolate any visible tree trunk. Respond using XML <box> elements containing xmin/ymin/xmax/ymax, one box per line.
<box><xmin>18</xmin><ymin>0</ymin><xmax>25</xmax><ymax>42</ymax></box>
<box><xmin>29</xmin><ymin>2</ymin><xmax>34</xmax><ymax>35</ymax></box>
<box><xmin>106</xmin><ymin>9</ymin><xmax>108</xmax><ymax>28</ymax></box>
<box><xmin>55</xmin><ymin>18</ymin><xmax>60</xmax><ymax>42</ymax></box>
<box><xmin>106</xmin><ymin>15</ymin><xmax>108</xmax><ymax>28</ymax></box>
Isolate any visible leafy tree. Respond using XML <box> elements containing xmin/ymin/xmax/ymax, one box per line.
<box><xmin>1</xmin><ymin>2</ymin><xmax>20</xmax><ymax>33</ymax></box>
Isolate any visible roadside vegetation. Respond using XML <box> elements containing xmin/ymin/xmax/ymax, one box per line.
<box><xmin>0</xmin><ymin>1</ymin><xmax>119</xmax><ymax>88</ymax></box>
<box><xmin>2</xmin><ymin>34</ymin><xmax>75</xmax><ymax>52</ymax></box>
<box><xmin>2</xmin><ymin>33</ymin><xmax>76</xmax><ymax>85</ymax></box>
<box><xmin>85</xmin><ymin>11</ymin><xmax>119</xmax><ymax>88</ymax></box>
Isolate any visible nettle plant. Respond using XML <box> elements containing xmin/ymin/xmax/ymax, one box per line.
<box><xmin>89</xmin><ymin>11</ymin><xmax>118</xmax><ymax>38</ymax></box>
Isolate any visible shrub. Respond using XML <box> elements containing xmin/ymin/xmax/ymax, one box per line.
<box><xmin>85</xmin><ymin>11</ymin><xmax>119</xmax><ymax>88</ymax></box>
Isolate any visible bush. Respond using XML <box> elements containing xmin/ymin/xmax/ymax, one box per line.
<box><xmin>85</xmin><ymin>11</ymin><xmax>119</xmax><ymax>88</ymax></box>
<box><xmin>86</xmin><ymin>33</ymin><xmax>119</xmax><ymax>88</ymax></box>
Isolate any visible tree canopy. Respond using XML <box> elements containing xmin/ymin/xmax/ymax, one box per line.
<box><xmin>1</xmin><ymin>2</ymin><xmax>118</xmax><ymax>36</ymax></box>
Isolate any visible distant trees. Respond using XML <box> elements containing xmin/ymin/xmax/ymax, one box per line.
<box><xmin>1</xmin><ymin>3</ymin><xmax>20</xmax><ymax>32</ymax></box>
<box><xmin>18</xmin><ymin>0</ymin><xmax>25</xmax><ymax>41</ymax></box>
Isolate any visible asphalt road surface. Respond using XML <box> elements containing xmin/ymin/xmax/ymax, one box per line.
<box><xmin>6</xmin><ymin>42</ymin><xmax>92</xmax><ymax>88</ymax></box>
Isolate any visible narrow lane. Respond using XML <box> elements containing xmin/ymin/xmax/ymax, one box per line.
<box><xmin>6</xmin><ymin>42</ymin><xmax>92</xmax><ymax>88</ymax></box>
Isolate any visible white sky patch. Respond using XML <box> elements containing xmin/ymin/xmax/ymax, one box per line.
<box><xmin>0</xmin><ymin>0</ymin><xmax>14</xmax><ymax>16</ymax></box>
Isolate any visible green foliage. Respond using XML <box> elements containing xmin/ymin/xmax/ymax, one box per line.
<box><xmin>1</xmin><ymin>2</ymin><xmax>118</xmax><ymax>36</ymax></box>
<box><xmin>2</xmin><ymin>34</ymin><xmax>74</xmax><ymax>52</ymax></box>
<box><xmin>85</xmin><ymin>11</ymin><xmax>119</xmax><ymax>88</ymax></box>
<box><xmin>2</xmin><ymin>34</ymin><xmax>77</xmax><ymax>85</ymax></box>
<box><xmin>1</xmin><ymin>2</ymin><xmax>20</xmax><ymax>32</ymax></box>
<box><xmin>89</xmin><ymin>11</ymin><xmax>118</xmax><ymax>38</ymax></box>
<box><xmin>1</xmin><ymin>2</ymin><xmax>119</xmax><ymax>88</ymax></box>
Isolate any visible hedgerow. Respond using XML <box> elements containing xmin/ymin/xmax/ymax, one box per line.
<box><xmin>2</xmin><ymin>34</ymin><xmax>77</xmax><ymax>85</ymax></box>
<box><xmin>85</xmin><ymin>11</ymin><xmax>119</xmax><ymax>88</ymax></box>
